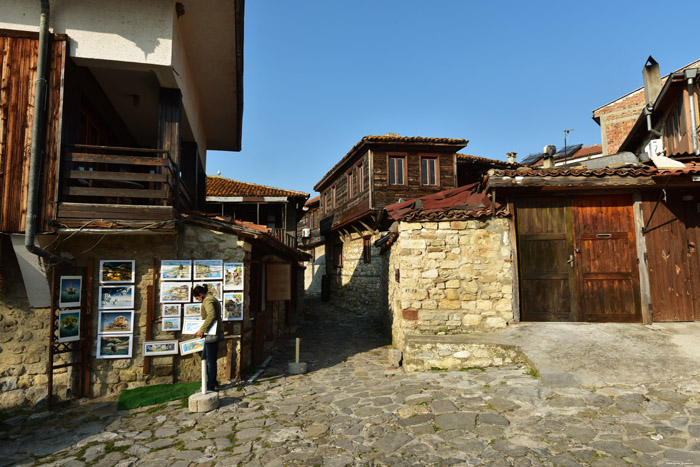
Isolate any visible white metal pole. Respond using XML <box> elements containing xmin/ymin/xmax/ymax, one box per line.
<box><xmin>295</xmin><ymin>338</ymin><xmax>301</xmax><ymax>364</ymax></box>
<box><xmin>201</xmin><ymin>359</ymin><xmax>207</xmax><ymax>394</ymax></box>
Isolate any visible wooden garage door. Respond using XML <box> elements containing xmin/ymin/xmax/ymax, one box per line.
<box><xmin>516</xmin><ymin>195</ymin><xmax>641</xmax><ymax>322</ymax></box>
<box><xmin>572</xmin><ymin>195</ymin><xmax>641</xmax><ymax>322</ymax></box>
<box><xmin>643</xmin><ymin>189</ymin><xmax>700</xmax><ymax>321</ymax></box>
<box><xmin>516</xmin><ymin>198</ymin><xmax>576</xmax><ymax>321</ymax></box>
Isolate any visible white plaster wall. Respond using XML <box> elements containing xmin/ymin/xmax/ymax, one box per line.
<box><xmin>0</xmin><ymin>0</ymin><xmax>174</xmax><ymax>66</ymax></box>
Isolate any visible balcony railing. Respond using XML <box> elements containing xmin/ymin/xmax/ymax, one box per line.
<box><xmin>270</xmin><ymin>228</ymin><xmax>298</xmax><ymax>250</ymax></box>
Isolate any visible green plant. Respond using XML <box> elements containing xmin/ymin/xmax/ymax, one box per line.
<box><xmin>525</xmin><ymin>367</ymin><xmax>539</xmax><ymax>378</ymax></box>
<box><xmin>145</xmin><ymin>403</ymin><xmax>168</xmax><ymax>414</ymax></box>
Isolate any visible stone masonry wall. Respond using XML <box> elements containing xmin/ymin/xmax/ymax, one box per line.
<box><xmin>329</xmin><ymin>233</ymin><xmax>387</xmax><ymax>322</ymax></box>
<box><xmin>0</xmin><ymin>224</ymin><xmax>251</xmax><ymax>408</ymax></box>
<box><xmin>303</xmin><ymin>244</ymin><xmax>325</xmax><ymax>298</ymax></box>
<box><xmin>388</xmin><ymin>218</ymin><xmax>513</xmax><ymax>351</ymax></box>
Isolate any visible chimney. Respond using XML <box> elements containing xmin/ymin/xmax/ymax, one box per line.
<box><xmin>542</xmin><ymin>145</ymin><xmax>556</xmax><ymax>169</ymax></box>
<box><xmin>643</xmin><ymin>56</ymin><xmax>661</xmax><ymax>106</ymax></box>
<box><xmin>506</xmin><ymin>152</ymin><xmax>517</xmax><ymax>164</ymax></box>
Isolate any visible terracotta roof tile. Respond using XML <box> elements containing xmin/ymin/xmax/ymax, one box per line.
<box><xmin>457</xmin><ymin>153</ymin><xmax>520</xmax><ymax>167</ymax></box>
<box><xmin>489</xmin><ymin>166</ymin><xmax>655</xmax><ymax>178</ymax></box>
<box><xmin>305</xmin><ymin>195</ymin><xmax>320</xmax><ymax>206</ymax></box>
<box><xmin>314</xmin><ymin>135</ymin><xmax>468</xmax><ymax>191</ymax></box>
<box><xmin>570</xmin><ymin>144</ymin><xmax>602</xmax><ymax>158</ymax></box>
<box><xmin>207</xmin><ymin>176</ymin><xmax>308</xmax><ymax>198</ymax></box>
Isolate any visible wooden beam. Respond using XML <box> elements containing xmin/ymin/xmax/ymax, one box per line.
<box><xmin>487</xmin><ymin>176</ymin><xmax>656</xmax><ymax>189</ymax></box>
<box><xmin>64</xmin><ymin>153</ymin><xmax>167</xmax><ymax>167</ymax></box>
<box><xmin>633</xmin><ymin>192</ymin><xmax>653</xmax><ymax>324</ymax></box>
<box><xmin>63</xmin><ymin>186</ymin><xmax>168</xmax><ymax>199</ymax></box>
<box><xmin>67</xmin><ymin>170</ymin><xmax>167</xmax><ymax>182</ymax></box>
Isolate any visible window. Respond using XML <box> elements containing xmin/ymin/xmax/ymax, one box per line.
<box><xmin>356</xmin><ymin>163</ymin><xmax>364</xmax><ymax>193</ymax></box>
<box><xmin>332</xmin><ymin>185</ymin><xmax>337</xmax><ymax>209</ymax></box>
<box><xmin>334</xmin><ymin>244</ymin><xmax>343</xmax><ymax>269</ymax></box>
<box><xmin>324</xmin><ymin>191</ymin><xmax>330</xmax><ymax>215</ymax></box>
<box><xmin>347</xmin><ymin>171</ymin><xmax>354</xmax><ymax>199</ymax></box>
<box><xmin>420</xmin><ymin>156</ymin><xmax>438</xmax><ymax>186</ymax></box>
<box><xmin>311</xmin><ymin>209</ymin><xmax>317</xmax><ymax>229</ymax></box>
<box><xmin>363</xmin><ymin>236</ymin><xmax>371</xmax><ymax>263</ymax></box>
<box><xmin>389</xmin><ymin>156</ymin><xmax>405</xmax><ymax>185</ymax></box>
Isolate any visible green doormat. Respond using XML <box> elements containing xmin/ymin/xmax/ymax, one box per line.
<box><xmin>117</xmin><ymin>382</ymin><xmax>201</xmax><ymax>410</ymax></box>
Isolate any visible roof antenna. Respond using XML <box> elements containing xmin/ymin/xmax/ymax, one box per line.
<box><xmin>563</xmin><ymin>129</ymin><xmax>574</xmax><ymax>166</ymax></box>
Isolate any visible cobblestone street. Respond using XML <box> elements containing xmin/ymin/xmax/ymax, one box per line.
<box><xmin>3</xmin><ymin>301</ymin><xmax>700</xmax><ymax>466</ymax></box>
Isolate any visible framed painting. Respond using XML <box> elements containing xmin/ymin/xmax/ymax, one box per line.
<box><xmin>162</xmin><ymin>317</ymin><xmax>181</xmax><ymax>331</ymax></box>
<box><xmin>161</xmin><ymin>303</ymin><xmax>181</xmax><ymax>317</ymax></box>
<box><xmin>144</xmin><ymin>340</ymin><xmax>179</xmax><ymax>356</ymax></box>
<box><xmin>222</xmin><ymin>292</ymin><xmax>243</xmax><ymax>321</ymax></box>
<box><xmin>98</xmin><ymin>285</ymin><xmax>135</xmax><ymax>309</ymax></box>
<box><xmin>96</xmin><ymin>334</ymin><xmax>132</xmax><ymax>359</ymax></box>
<box><xmin>192</xmin><ymin>281</ymin><xmax>223</xmax><ymax>301</ymax></box>
<box><xmin>224</xmin><ymin>263</ymin><xmax>244</xmax><ymax>290</ymax></box>
<box><xmin>183</xmin><ymin>303</ymin><xmax>202</xmax><ymax>318</ymax></box>
<box><xmin>99</xmin><ymin>260</ymin><xmax>135</xmax><ymax>284</ymax></box>
<box><xmin>98</xmin><ymin>310</ymin><xmax>134</xmax><ymax>334</ymax></box>
<box><xmin>160</xmin><ymin>282</ymin><xmax>191</xmax><ymax>303</ymax></box>
<box><xmin>182</xmin><ymin>318</ymin><xmax>203</xmax><ymax>335</ymax></box>
<box><xmin>58</xmin><ymin>275</ymin><xmax>82</xmax><ymax>308</ymax></box>
<box><xmin>58</xmin><ymin>309</ymin><xmax>80</xmax><ymax>343</ymax></box>
<box><xmin>160</xmin><ymin>260</ymin><xmax>192</xmax><ymax>281</ymax></box>
<box><xmin>180</xmin><ymin>338</ymin><xmax>205</xmax><ymax>355</ymax></box>
<box><xmin>193</xmin><ymin>260</ymin><xmax>223</xmax><ymax>280</ymax></box>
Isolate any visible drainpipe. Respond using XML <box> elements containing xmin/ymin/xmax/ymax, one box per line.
<box><xmin>25</xmin><ymin>0</ymin><xmax>63</xmax><ymax>264</ymax></box>
<box><xmin>686</xmin><ymin>68</ymin><xmax>699</xmax><ymax>155</ymax></box>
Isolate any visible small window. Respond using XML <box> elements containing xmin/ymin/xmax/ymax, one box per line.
<box><xmin>332</xmin><ymin>185</ymin><xmax>337</xmax><ymax>209</ymax></box>
<box><xmin>421</xmin><ymin>157</ymin><xmax>438</xmax><ymax>186</ymax></box>
<box><xmin>334</xmin><ymin>244</ymin><xmax>343</xmax><ymax>269</ymax></box>
<box><xmin>363</xmin><ymin>236</ymin><xmax>371</xmax><ymax>263</ymax></box>
<box><xmin>324</xmin><ymin>191</ymin><xmax>330</xmax><ymax>215</ymax></box>
<box><xmin>312</xmin><ymin>209</ymin><xmax>317</xmax><ymax>229</ymax></box>
<box><xmin>389</xmin><ymin>156</ymin><xmax>405</xmax><ymax>185</ymax></box>
<box><xmin>347</xmin><ymin>171</ymin><xmax>354</xmax><ymax>199</ymax></box>
<box><xmin>356</xmin><ymin>163</ymin><xmax>364</xmax><ymax>193</ymax></box>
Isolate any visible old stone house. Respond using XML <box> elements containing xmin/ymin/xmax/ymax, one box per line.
<box><xmin>0</xmin><ymin>0</ymin><xmax>305</xmax><ymax>409</ymax></box>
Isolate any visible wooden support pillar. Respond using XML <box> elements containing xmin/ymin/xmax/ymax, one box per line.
<box><xmin>158</xmin><ymin>88</ymin><xmax>182</xmax><ymax>207</ymax></box>
<box><xmin>82</xmin><ymin>259</ymin><xmax>94</xmax><ymax>397</ymax></box>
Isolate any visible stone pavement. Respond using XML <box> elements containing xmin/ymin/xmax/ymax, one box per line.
<box><xmin>3</xmin><ymin>300</ymin><xmax>700</xmax><ymax>466</ymax></box>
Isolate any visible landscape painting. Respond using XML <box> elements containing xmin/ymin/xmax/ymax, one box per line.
<box><xmin>160</xmin><ymin>260</ymin><xmax>192</xmax><ymax>281</ymax></box>
<box><xmin>193</xmin><ymin>281</ymin><xmax>223</xmax><ymax>301</ymax></box>
<box><xmin>182</xmin><ymin>318</ymin><xmax>204</xmax><ymax>335</ymax></box>
<box><xmin>58</xmin><ymin>310</ymin><xmax>80</xmax><ymax>343</ymax></box>
<box><xmin>143</xmin><ymin>340</ymin><xmax>179</xmax><ymax>356</ymax></box>
<box><xmin>224</xmin><ymin>263</ymin><xmax>244</xmax><ymax>290</ymax></box>
<box><xmin>162</xmin><ymin>317</ymin><xmax>181</xmax><ymax>331</ymax></box>
<box><xmin>96</xmin><ymin>334</ymin><xmax>132</xmax><ymax>359</ymax></box>
<box><xmin>98</xmin><ymin>310</ymin><xmax>134</xmax><ymax>334</ymax></box>
<box><xmin>98</xmin><ymin>285</ymin><xmax>135</xmax><ymax>309</ymax></box>
<box><xmin>160</xmin><ymin>282</ymin><xmax>191</xmax><ymax>303</ymax></box>
<box><xmin>59</xmin><ymin>276</ymin><xmax>82</xmax><ymax>308</ymax></box>
<box><xmin>223</xmin><ymin>292</ymin><xmax>243</xmax><ymax>321</ymax></box>
<box><xmin>99</xmin><ymin>260</ymin><xmax>135</xmax><ymax>284</ymax></box>
<box><xmin>184</xmin><ymin>303</ymin><xmax>201</xmax><ymax>318</ymax></box>
<box><xmin>193</xmin><ymin>260</ymin><xmax>223</xmax><ymax>280</ymax></box>
<box><xmin>180</xmin><ymin>338</ymin><xmax>205</xmax><ymax>355</ymax></box>
<box><xmin>161</xmin><ymin>304</ymin><xmax>181</xmax><ymax>317</ymax></box>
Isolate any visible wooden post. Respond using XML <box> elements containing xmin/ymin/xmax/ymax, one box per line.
<box><xmin>633</xmin><ymin>192</ymin><xmax>653</xmax><ymax>324</ymax></box>
<box><xmin>48</xmin><ymin>267</ymin><xmax>56</xmax><ymax>410</ymax></box>
<box><xmin>158</xmin><ymin>88</ymin><xmax>182</xmax><ymax>208</ymax></box>
<box><xmin>81</xmin><ymin>258</ymin><xmax>94</xmax><ymax>398</ymax></box>
<box><xmin>507</xmin><ymin>200</ymin><xmax>520</xmax><ymax>322</ymax></box>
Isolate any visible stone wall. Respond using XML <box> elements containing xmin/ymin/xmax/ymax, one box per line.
<box><xmin>328</xmin><ymin>233</ymin><xmax>388</xmax><ymax>322</ymax></box>
<box><xmin>0</xmin><ymin>224</ymin><xmax>253</xmax><ymax>408</ymax></box>
<box><xmin>302</xmin><ymin>244</ymin><xmax>325</xmax><ymax>298</ymax></box>
<box><xmin>388</xmin><ymin>218</ymin><xmax>513</xmax><ymax>351</ymax></box>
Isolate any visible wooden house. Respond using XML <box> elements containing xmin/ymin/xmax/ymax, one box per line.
<box><xmin>0</xmin><ymin>1</ymin><xmax>308</xmax><ymax>409</ymax></box>
<box><xmin>205</xmin><ymin>175</ymin><xmax>309</xmax><ymax>249</ymax></box>
<box><xmin>296</xmin><ymin>196</ymin><xmax>325</xmax><ymax>297</ymax></box>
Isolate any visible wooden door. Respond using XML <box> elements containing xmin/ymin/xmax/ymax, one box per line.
<box><xmin>643</xmin><ymin>189</ymin><xmax>700</xmax><ymax>321</ymax></box>
<box><xmin>516</xmin><ymin>198</ymin><xmax>577</xmax><ymax>321</ymax></box>
<box><xmin>572</xmin><ymin>195</ymin><xmax>641</xmax><ymax>322</ymax></box>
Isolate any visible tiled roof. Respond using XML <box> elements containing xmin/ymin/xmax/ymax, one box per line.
<box><xmin>570</xmin><ymin>144</ymin><xmax>603</xmax><ymax>158</ymax></box>
<box><xmin>489</xmin><ymin>166</ymin><xmax>655</xmax><ymax>178</ymax></box>
<box><xmin>305</xmin><ymin>195</ymin><xmax>320</xmax><ymax>207</ymax></box>
<box><xmin>457</xmin><ymin>154</ymin><xmax>520</xmax><ymax>167</ymax></box>
<box><xmin>385</xmin><ymin>183</ymin><xmax>507</xmax><ymax>222</ymax></box>
<box><xmin>314</xmin><ymin>135</ymin><xmax>469</xmax><ymax>191</ymax></box>
<box><xmin>207</xmin><ymin>176</ymin><xmax>308</xmax><ymax>198</ymax></box>
<box><xmin>655</xmin><ymin>161</ymin><xmax>700</xmax><ymax>176</ymax></box>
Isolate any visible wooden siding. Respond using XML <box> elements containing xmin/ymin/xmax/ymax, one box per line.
<box><xmin>643</xmin><ymin>189</ymin><xmax>700</xmax><ymax>321</ymax></box>
<box><xmin>372</xmin><ymin>150</ymin><xmax>456</xmax><ymax>209</ymax></box>
<box><xmin>321</xmin><ymin>150</ymin><xmax>371</xmax><ymax>227</ymax></box>
<box><xmin>0</xmin><ymin>34</ymin><xmax>66</xmax><ymax>233</ymax></box>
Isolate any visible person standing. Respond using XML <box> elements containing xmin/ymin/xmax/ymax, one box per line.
<box><xmin>193</xmin><ymin>284</ymin><xmax>224</xmax><ymax>391</ymax></box>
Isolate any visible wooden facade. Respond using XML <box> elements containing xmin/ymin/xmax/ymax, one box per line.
<box><xmin>642</xmin><ymin>188</ymin><xmax>700</xmax><ymax>321</ymax></box>
<box><xmin>515</xmin><ymin>194</ymin><xmax>642</xmax><ymax>323</ymax></box>
<box><xmin>0</xmin><ymin>32</ymin><xmax>66</xmax><ymax>233</ymax></box>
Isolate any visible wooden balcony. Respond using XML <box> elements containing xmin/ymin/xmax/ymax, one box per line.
<box><xmin>55</xmin><ymin>144</ymin><xmax>193</xmax><ymax>227</ymax></box>
<box><xmin>270</xmin><ymin>228</ymin><xmax>298</xmax><ymax>250</ymax></box>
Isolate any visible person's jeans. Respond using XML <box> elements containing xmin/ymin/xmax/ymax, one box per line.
<box><xmin>202</xmin><ymin>341</ymin><xmax>218</xmax><ymax>391</ymax></box>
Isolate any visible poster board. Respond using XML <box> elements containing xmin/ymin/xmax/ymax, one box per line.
<box><xmin>266</xmin><ymin>262</ymin><xmax>292</xmax><ymax>301</ymax></box>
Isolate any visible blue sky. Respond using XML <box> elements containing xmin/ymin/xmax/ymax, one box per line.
<box><xmin>207</xmin><ymin>0</ymin><xmax>700</xmax><ymax>196</ymax></box>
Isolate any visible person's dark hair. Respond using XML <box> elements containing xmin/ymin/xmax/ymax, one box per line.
<box><xmin>192</xmin><ymin>284</ymin><xmax>208</xmax><ymax>298</ymax></box>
